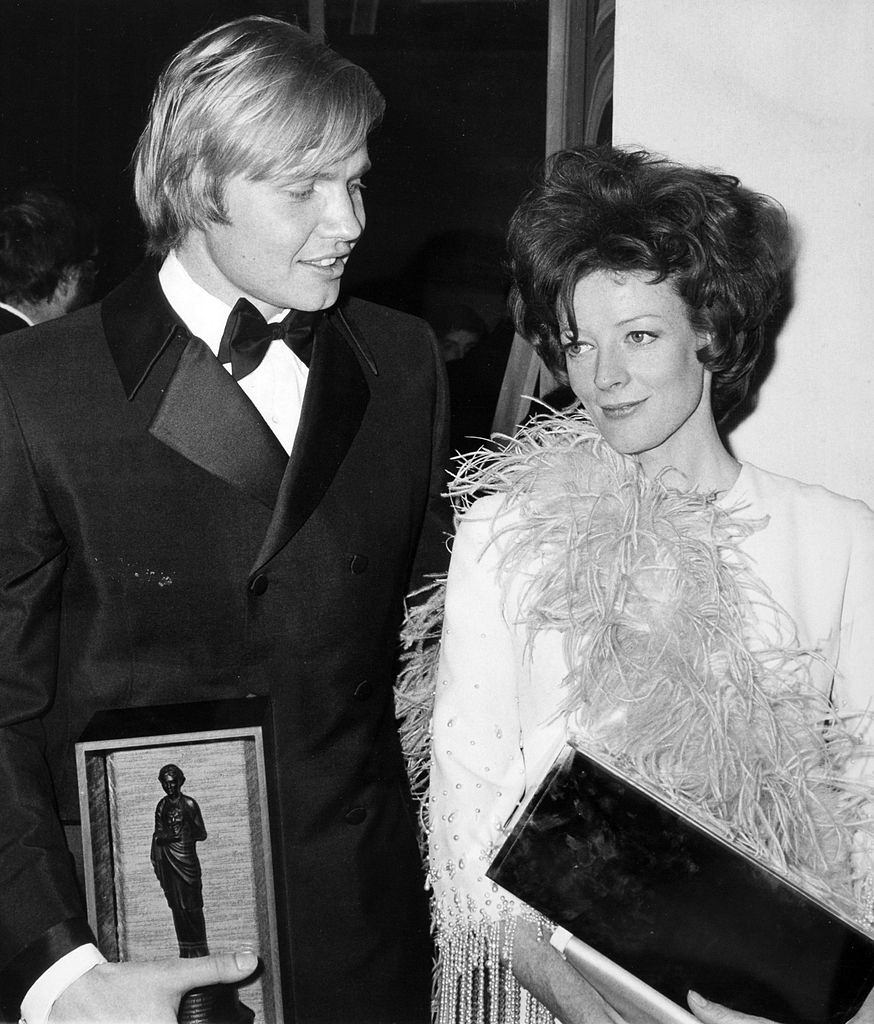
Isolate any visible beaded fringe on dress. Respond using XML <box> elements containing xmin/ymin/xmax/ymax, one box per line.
<box><xmin>431</xmin><ymin>912</ymin><xmax>556</xmax><ymax>1024</ymax></box>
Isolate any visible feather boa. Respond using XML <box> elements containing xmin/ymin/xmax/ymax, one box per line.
<box><xmin>398</xmin><ymin>409</ymin><xmax>874</xmax><ymax>926</ymax></box>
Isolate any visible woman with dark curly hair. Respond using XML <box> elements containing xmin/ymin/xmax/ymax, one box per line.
<box><xmin>410</xmin><ymin>147</ymin><xmax>874</xmax><ymax>1024</ymax></box>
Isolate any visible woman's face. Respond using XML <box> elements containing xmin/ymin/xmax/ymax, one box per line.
<box><xmin>564</xmin><ymin>270</ymin><xmax>713</xmax><ymax>471</ymax></box>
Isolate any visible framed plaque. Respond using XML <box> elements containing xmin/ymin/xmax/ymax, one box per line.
<box><xmin>76</xmin><ymin>698</ymin><xmax>283</xmax><ymax>1024</ymax></box>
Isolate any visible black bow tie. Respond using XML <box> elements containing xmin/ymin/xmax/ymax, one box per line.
<box><xmin>217</xmin><ymin>297</ymin><xmax>321</xmax><ymax>379</ymax></box>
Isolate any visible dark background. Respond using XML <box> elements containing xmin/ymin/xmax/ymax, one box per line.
<box><xmin>0</xmin><ymin>0</ymin><xmax>548</xmax><ymax>453</ymax></box>
<box><xmin>0</xmin><ymin>0</ymin><xmax>548</xmax><ymax>326</ymax></box>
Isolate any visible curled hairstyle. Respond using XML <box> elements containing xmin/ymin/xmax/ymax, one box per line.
<box><xmin>134</xmin><ymin>16</ymin><xmax>385</xmax><ymax>255</ymax></box>
<box><xmin>0</xmin><ymin>187</ymin><xmax>97</xmax><ymax>305</ymax></box>
<box><xmin>508</xmin><ymin>146</ymin><xmax>792</xmax><ymax>421</ymax></box>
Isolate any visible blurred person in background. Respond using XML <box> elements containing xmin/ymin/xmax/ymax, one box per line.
<box><xmin>0</xmin><ymin>186</ymin><xmax>98</xmax><ymax>334</ymax></box>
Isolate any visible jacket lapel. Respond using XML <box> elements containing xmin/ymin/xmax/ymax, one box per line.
<box><xmin>148</xmin><ymin>339</ymin><xmax>288</xmax><ymax>507</ymax></box>
<box><xmin>251</xmin><ymin>306</ymin><xmax>373</xmax><ymax>571</ymax></box>
<box><xmin>102</xmin><ymin>262</ymin><xmax>288</xmax><ymax>508</ymax></box>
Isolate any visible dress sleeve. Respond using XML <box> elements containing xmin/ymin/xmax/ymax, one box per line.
<box><xmin>429</xmin><ymin>496</ymin><xmax>555</xmax><ymax>1024</ymax></box>
<box><xmin>835</xmin><ymin>505</ymin><xmax>874</xmax><ymax>750</ymax></box>
<box><xmin>831</xmin><ymin>503</ymin><xmax>874</xmax><ymax>920</ymax></box>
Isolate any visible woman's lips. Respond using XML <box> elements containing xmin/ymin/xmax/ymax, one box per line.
<box><xmin>598</xmin><ymin>398</ymin><xmax>647</xmax><ymax>419</ymax></box>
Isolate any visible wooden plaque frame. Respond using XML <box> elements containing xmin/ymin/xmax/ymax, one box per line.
<box><xmin>75</xmin><ymin>698</ymin><xmax>283</xmax><ymax>1024</ymax></box>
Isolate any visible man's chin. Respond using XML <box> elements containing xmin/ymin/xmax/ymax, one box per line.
<box><xmin>283</xmin><ymin>282</ymin><xmax>341</xmax><ymax>313</ymax></box>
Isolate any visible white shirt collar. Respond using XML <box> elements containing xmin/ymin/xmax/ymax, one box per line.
<box><xmin>158</xmin><ymin>251</ymin><xmax>289</xmax><ymax>357</ymax></box>
<box><xmin>0</xmin><ymin>300</ymin><xmax>34</xmax><ymax>327</ymax></box>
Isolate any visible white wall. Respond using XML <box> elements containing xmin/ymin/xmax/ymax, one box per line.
<box><xmin>612</xmin><ymin>0</ymin><xmax>874</xmax><ymax>504</ymax></box>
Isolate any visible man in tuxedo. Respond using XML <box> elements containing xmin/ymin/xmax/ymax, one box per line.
<box><xmin>0</xmin><ymin>17</ymin><xmax>447</xmax><ymax>1024</ymax></box>
<box><xmin>0</xmin><ymin>187</ymin><xmax>97</xmax><ymax>334</ymax></box>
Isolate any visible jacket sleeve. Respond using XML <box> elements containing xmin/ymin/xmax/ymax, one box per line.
<box><xmin>407</xmin><ymin>322</ymin><xmax>452</xmax><ymax>591</ymax></box>
<box><xmin>0</xmin><ymin>372</ymin><xmax>94</xmax><ymax>1018</ymax></box>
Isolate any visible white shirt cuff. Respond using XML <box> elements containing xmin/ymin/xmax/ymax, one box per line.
<box><xmin>20</xmin><ymin>943</ymin><xmax>107</xmax><ymax>1024</ymax></box>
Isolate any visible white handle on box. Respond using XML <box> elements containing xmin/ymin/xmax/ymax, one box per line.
<box><xmin>547</xmin><ymin>928</ymin><xmax>696</xmax><ymax>1024</ymax></box>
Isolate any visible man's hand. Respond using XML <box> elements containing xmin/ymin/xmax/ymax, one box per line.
<box><xmin>47</xmin><ymin>951</ymin><xmax>258</xmax><ymax>1024</ymax></box>
<box><xmin>687</xmin><ymin>984</ymin><xmax>874</xmax><ymax>1024</ymax></box>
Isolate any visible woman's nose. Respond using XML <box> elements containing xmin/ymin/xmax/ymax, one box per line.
<box><xmin>593</xmin><ymin>346</ymin><xmax>629</xmax><ymax>390</ymax></box>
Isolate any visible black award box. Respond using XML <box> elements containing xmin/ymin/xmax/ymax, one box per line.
<box><xmin>487</xmin><ymin>745</ymin><xmax>874</xmax><ymax>1024</ymax></box>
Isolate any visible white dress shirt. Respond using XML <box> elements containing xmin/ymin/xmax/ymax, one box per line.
<box><xmin>21</xmin><ymin>253</ymin><xmax>312</xmax><ymax>1022</ymax></box>
<box><xmin>158</xmin><ymin>250</ymin><xmax>310</xmax><ymax>455</ymax></box>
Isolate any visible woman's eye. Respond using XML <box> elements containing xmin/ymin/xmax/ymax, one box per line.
<box><xmin>628</xmin><ymin>330</ymin><xmax>655</xmax><ymax>345</ymax></box>
<box><xmin>561</xmin><ymin>332</ymin><xmax>592</xmax><ymax>358</ymax></box>
<box><xmin>286</xmin><ymin>186</ymin><xmax>315</xmax><ymax>202</ymax></box>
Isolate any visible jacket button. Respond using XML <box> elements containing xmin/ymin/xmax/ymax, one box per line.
<box><xmin>248</xmin><ymin>573</ymin><xmax>269</xmax><ymax>595</ymax></box>
<box><xmin>344</xmin><ymin>806</ymin><xmax>367</xmax><ymax>825</ymax></box>
<box><xmin>349</xmin><ymin>554</ymin><xmax>368</xmax><ymax>575</ymax></box>
<box><xmin>353</xmin><ymin>680</ymin><xmax>373</xmax><ymax>701</ymax></box>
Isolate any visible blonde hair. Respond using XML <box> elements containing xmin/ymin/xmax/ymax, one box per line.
<box><xmin>133</xmin><ymin>16</ymin><xmax>384</xmax><ymax>255</ymax></box>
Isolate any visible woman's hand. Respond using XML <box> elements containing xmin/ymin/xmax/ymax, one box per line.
<box><xmin>687</xmin><ymin>985</ymin><xmax>874</xmax><ymax>1024</ymax></box>
<box><xmin>686</xmin><ymin>992</ymin><xmax>777</xmax><ymax>1024</ymax></box>
<box><xmin>512</xmin><ymin>919</ymin><xmax>628</xmax><ymax>1024</ymax></box>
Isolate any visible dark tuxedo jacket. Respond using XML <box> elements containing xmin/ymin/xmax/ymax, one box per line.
<box><xmin>0</xmin><ymin>262</ymin><xmax>448</xmax><ymax>1022</ymax></box>
<box><xmin>0</xmin><ymin>306</ymin><xmax>29</xmax><ymax>335</ymax></box>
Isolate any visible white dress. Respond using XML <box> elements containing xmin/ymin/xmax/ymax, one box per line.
<box><xmin>428</xmin><ymin>441</ymin><xmax>874</xmax><ymax>1024</ymax></box>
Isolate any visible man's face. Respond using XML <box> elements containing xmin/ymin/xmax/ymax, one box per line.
<box><xmin>178</xmin><ymin>146</ymin><xmax>369</xmax><ymax>319</ymax></box>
